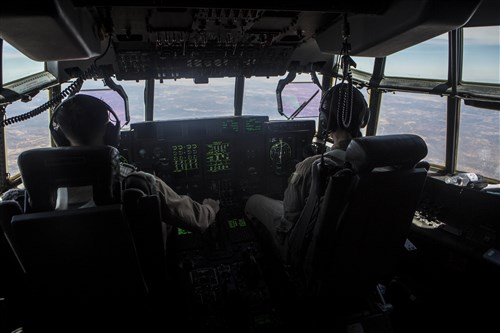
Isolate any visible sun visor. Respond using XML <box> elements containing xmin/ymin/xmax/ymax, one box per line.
<box><xmin>0</xmin><ymin>0</ymin><xmax>101</xmax><ymax>61</ymax></box>
<box><xmin>316</xmin><ymin>0</ymin><xmax>482</xmax><ymax>57</ymax></box>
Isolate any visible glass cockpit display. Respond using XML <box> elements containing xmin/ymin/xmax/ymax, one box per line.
<box><xmin>206</xmin><ymin>141</ymin><xmax>231</xmax><ymax>173</ymax></box>
<box><xmin>269</xmin><ymin>137</ymin><xmax>292</xmax><ymax>175</ymax></box>
<box><xmin>171</xmin><ymin>143</ymin><xmax>200</xmax><ymax>176</ymax></box>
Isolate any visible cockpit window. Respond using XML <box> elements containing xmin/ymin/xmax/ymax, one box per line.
<box><xmin>457</xmin><ymin>102</ymin><xmax>500</xmax><ymax>180</ymax></box>
<box><xmin>385</xmin><ymin>33</ymin><xmax>448</xmax><ymax>80</ymax></box>
<box><xmin>281</xmin><ymin>82</ymin><xmax>321</xmax><ymax>119</ymax></box>
<box><xmin>351</xmin><ymin>57</ymin><xmax>374</xmax><ymax>74</ymax></box>
<box><xmin>462</xmin><ymin>25</ymin><xmax>500</xmax><ymax>84</ymax></box>
<box><xmin>2</xmin><ymin>41</ymin><xmax>44</xmax><ymax>84</ymax></box>
<box><xmin>244</xmin><ymin>73</ymin><xmax>321</xmax><ymax>127</ymax></box>
<box><xmin>153</xmin><ymin>78</ymin><xmax>235</xmax><ymax>120</ymax></box>
<box><xmin>2</xmin><ymin>41</ymin><xmax>48</xmax><ymax>176</ymax></box>
<box><xmin>244</xmin><ymin>76</ymin><xmax>282</xmax><ymax>120</ymax></box>
<box><xmin>378</xmin><ymin>91</ymin><xmax>447</xmax><ymax>168</ymax></box>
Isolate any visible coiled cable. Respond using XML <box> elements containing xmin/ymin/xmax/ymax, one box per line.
<box><xmin>0</xmin><ymin>66</ymin><xmax>98</xmax><ymax>127</ymax></box>
<box><xmin>1</xmin><ymin>37</ymin><xmax>112</xmax><ymax>128</ymax></box>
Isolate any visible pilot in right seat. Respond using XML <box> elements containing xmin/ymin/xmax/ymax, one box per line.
<box><xmin>244</xmin><ymin>82</ymin><xmax>370</xmax><ymax>259</ymax></box>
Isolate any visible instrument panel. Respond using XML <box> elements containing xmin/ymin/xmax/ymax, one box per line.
<box><xmin>119</xmin><ymin>116</ymin><xmax>316</xmax><ymax>208</ymax></box>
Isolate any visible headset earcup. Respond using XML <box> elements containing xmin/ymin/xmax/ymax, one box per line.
<box><xmin>359</xmin><ymin>98</ymin><xmax>370</xmax><ymax>128</ymax></box>
<box><xmin>318</xmin><ymin>87</ymin><xmax>334</xmax><ymax>133</ymax></box>
<box><xmin>50</xmin><ymin>127</ymin><xmax>71</xmax><ymax>146</ymax></box>
<box><xmin>319</xmin><ymin>109</ymin><xmax>328</xmax><ymax>133</ymax></box>
<box><xmin>104</xmin><ymin>122</ymin><xmax>120</xmax><ymax>147</ymax></box>
<box><xmin>49</xmin><ymin>102</ymin><xmax>69</xmax><ymax>146</ymax></box>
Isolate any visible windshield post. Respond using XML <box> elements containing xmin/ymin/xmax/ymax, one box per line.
<box><xmin>234</xmin><ymin>76</ymin><xmax>244</xmax><ymax>116</ymax></box>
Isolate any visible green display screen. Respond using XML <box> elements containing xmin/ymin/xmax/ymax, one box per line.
<box><xmin>228</xmin><ymin>218</ymin><xmax>247</xmax><ymax>229</ymax></box>
<box><xmin>177</xmin><ymin>228</ymin><xmax>192</xmax><ymax>235</ymax></box>
<box><xmin>206</xmin><ymin>141</ymin><xmax>231</xmax><ymax>173</ymax></box>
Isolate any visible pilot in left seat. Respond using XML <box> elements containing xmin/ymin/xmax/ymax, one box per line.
<box><xmin>3</xmin><ymin>94</ymin><xmax>220</xmax><ymax>233</ymax></box>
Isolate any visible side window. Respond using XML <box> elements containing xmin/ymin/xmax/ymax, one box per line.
<box><xmin>377</xmin><ymin>92</ymin><xmax>447</xmax><ymax>168</ymax></box>
<box><xmin>462</xmin><ymin>26</ymin><xmax>500</xmax><ymax>84</ymax></box>
<box><xmin>2</xmin><ymin>41</ymin><xmax>44</xmax><ymax>83</ymax></box>
<box><xmin>385</xmin><ymin>33</ymin><xmax>448</xmax><ymax>79</ymax></box>
<box><xmin>459</xmin><ymin>25</ymin><xmax>500</xmax><ymax>180</ymax></box>
<box><xmin>351</xmin><ymin>57</ymin><xmax>374</xmax><ymax>74</ymax></box>
<box><xmin>457</xmin><ymin>102</ymin><xmax>500</xmax><ymax>180</ymax></box>
<box><xmin>2</xmin><ymin>41</ymin><xmax>49</xmax><ymax>176</ymax></box>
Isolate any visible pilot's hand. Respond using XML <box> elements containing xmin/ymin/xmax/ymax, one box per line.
<box><xmin>203</xmin><ymin>198</ymin><xmax>220</xmax><ymax>215</ymax></box>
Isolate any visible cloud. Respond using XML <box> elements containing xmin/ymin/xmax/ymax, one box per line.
<box><xmin>464</xmin><ymin>26</ymin><xmax>500</xmax><ymax>46</ymax></box>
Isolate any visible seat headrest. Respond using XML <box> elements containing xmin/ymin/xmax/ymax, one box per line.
<box><xmin>18</xmin><ymin>146</ymin><xmax>121</xmax><ymax>212</ymax></box>
<box><xmin>345</xmin><ymin>134</ymin><xmax>428</xmax><ymax>173</ymax></box>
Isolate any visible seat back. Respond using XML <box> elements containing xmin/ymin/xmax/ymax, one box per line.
<box><xmin>0</xmin><ymin>200</ymin><xmax>25</xmax><ymax>332</ymax></box>
<box><xmin>291</xmin><ymin>134</ymin><xmax>428</xmax><ymax>306</ymax></box>
<box><xmin>12</xmin><ymin>146</ymin><xmax>149</xmax><ymax>331</ymax></box>
<box><xmin>18</xmin><ymin>145</ymin><xmax>121</xmax><ymax>212</ymax></box>
<box><xmin>123</xmin><ymin>171</ymin><xmax>167</xmax><ymax>298</ymax></box>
